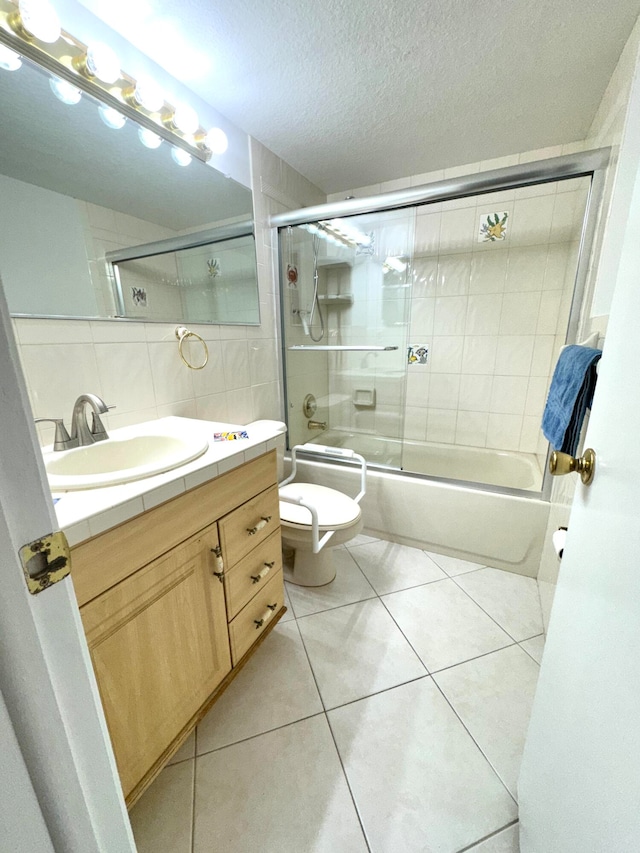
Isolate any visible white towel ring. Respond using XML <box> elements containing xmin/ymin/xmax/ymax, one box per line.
<box><xmin>175</xmin><ymin>326</ymin><xmax>209</xmax><ymax>370</ymax></box>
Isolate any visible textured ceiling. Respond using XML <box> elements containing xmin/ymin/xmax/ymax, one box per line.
<box><xmin>78</xmin><ymin>0</ymin><xmax>640</xmax><ymax>192</ymax></box>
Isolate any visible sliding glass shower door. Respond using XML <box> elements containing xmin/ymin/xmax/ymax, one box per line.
<box><xmin>280</xmin><ymin>208</ymin><xmax>415</xmax><ymax>467</ymax></box>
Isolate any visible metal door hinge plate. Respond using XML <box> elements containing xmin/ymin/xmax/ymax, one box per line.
<box><xmin>19</xmin><ymin>531</ymin><xmax>71</xmax><ymax>595</ymax></box>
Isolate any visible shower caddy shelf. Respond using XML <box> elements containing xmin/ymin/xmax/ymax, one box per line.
<box><xmin>287</xmin><ymin>345</ymin><xmax>398</xmax><ymax>351</ymax></box>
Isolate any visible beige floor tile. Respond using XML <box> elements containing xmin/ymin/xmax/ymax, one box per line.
<box><xmin>467</xmin><ymin>822</ymin><xmax>520</xmax><ymax>851</ymax></box>
<box><xmin>129</xmin><ymin>760</ymin><xmax>194</xmax><ymax>853</ymax></box>
<box><xmin>520</xmin><ymin>633</ymin><xmax>545</xmax><ymax>664</ymax></box>
<box><xmin>193</xmin><ymin>715</ymin><xmax>368</xmax><ymax>852</ymax></box>
<box><xmin>349</xmin><ymin>539</ymin><xmax>446</xmax><ymax>594</ymax></box>
<box><xmin>298</xmin><ymin>598</ymin><xmax>427</xmax><ymax>709</ymax></box>
<box><xmin>434</xmin><ymin>645</ymin><xmax>540</xmax><ymax>798</ymax></box>
<box><xmin>454</xmin><ymin>567</ymin><xmax>544</xmax><ymax>641</ymax></box>
<box><xmin>426</xmin><ymin>551</ymin><xmax>487</xmax><ymax>576</ymax></box>
<box><xmin>383</xmin><ymin>579</ymin><xmax>513</xmax><ymax>672</ymax></box>
<box><xmin>166</xmin><ymin>730</ymin><xmax>195</xmax><ymax>766</ymax></box>
<box><xmin>285</xmin><ymin>547</ymin><xmax>376</xmax><ymax>618</ymax></box>
<box><xmin>328</xmin><ymin>678</ymin><xmax>517</xmax><ymax>852</ymax></box>
<box><xmin>197</xmin><ymin>621</ymin><xmax>322</xmax><ymax>753</ymax></box>
<box><xmin>279</xmin><ymin>582</ymin><xmax>295</xmax><ymax>622</ymax></box>
<box><xmin>347</xmin><ymin>532</ymin><xmax>380</xmax><ymax>547</ymax></box>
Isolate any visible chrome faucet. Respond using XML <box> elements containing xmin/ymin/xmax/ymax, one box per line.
<box><xmin>308</xmin><ymin>420</ymin><xmax>328</xmax><ymax>431</ymax></box>
<box><xmin>70</xmin><ymin>393</ymin><xmax>110</xmax><ymax>446</ymax></box>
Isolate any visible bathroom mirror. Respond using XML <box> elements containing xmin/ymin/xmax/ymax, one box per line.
<box><xmin>0</xmin><ymin>55</ymin><xmax>260</xmax><ymax>324</ymax></box>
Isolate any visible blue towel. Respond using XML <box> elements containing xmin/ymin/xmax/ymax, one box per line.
<box><xmin>542</xmin><ymin>345</ymin><xmax>602</xmax><ymax>456</ymax></box>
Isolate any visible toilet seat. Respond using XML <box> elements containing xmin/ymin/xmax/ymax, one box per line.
<box><xmin>279</xmin><ymin>483</ymin><xmax>361</xmax><ymax>531</ymax></box>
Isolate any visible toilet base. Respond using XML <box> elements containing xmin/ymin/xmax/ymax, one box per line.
<box><xmin>283</xmin><ymin>546</ymin><xmax>337</xmax><ymax>587</ymax></box>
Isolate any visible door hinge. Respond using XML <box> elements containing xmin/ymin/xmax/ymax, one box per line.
<box><xmin>19</xmin><ymin>530</ymin><xmax>71</xmax><ymax>595</ymax></box>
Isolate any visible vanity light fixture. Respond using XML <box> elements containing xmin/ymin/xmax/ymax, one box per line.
<box><xmin>73</xmin><ymin>42</ymin><xmax>120</xmax><ymax>84</ymax></box>
<box><xmin>138</xmin><ymin>127</ymin><xmax>162</xmax><ymax>149</ymax></box>
<box><xmin>124</xmin><ymin>77</ymin><xmax>164</xmax><ymax>113</ymax></box>
<box><xmin>0</xmin><ymin>43</ymin><xmax>21</xmax><ymax>70</ymax></box>
<box><xmin>8</xmin><ymin>0</ymin><xmax>60</xmax><ymax>44</ymax></box>
<box><xmin>98</xmin><ymin>104</ymin><xmax>126</xmax><ymax>130</ymax></box>
<box><xmin>164</xmin><ymin>103</ymin><xmax>199</xmax><ymax>135</ymax></box>
<box><xmin>170</xmin><ymin>146</ymin><xmax>192</xmax><ymax>167</ymax></box>
<box><xmin>49</xmin><ymin>75</ymin><xmax>81</xmax><ymax>104</ymax></box>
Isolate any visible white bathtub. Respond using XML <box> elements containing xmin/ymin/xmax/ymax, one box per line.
<box><xmin>298</xmin><ymin>432</ymin><xmax>550</xmax><ymax>578</ymax></box>
<box><xmin>310</xmin><ymin>430</ymin><xmax>544</xmax><ymax>491</ymax></box>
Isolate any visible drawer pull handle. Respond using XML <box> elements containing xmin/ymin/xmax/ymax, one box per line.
<box><xmin>254</xmin><ymin>602</ymin><xmax>279</xmax><ymax>629</ymax></box>
<box><xmin>247</xmin><ymin>516</ymin><xmax>272</xmax><ymax>535</ymax></box>
<box><xmin>251</xmin><ymin>562</ymin><xmax>275</xmax><ymax>584</ymax></box>
<box><xmin>210</xmin><ymin>547</ymin><xmax>224</xmax><ymax>581</ymax></box>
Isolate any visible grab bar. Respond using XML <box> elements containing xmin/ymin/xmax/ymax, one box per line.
<box><xmin>280</xmin><ymin>444</ymin><xmax>367</xmax><ymax>504</ymax></box>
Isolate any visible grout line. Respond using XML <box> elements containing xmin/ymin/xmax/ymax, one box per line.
<box><xmin>289</xmin><ymin>591</ymin><xmax>378</xmax><ymax>621</ymax></box>
<box><xmin>427</xmin><ymin>641</ymin><xmax>518</xmax><ymax>677</ymax></box>
<box><xmin>323</xmin><ymin>672</ymin><xmax>432</xmax><ymax>714</ymax></box>
<box><xmin>194</xmin><ymin>710</ymin><xmax>327</xmax><ymax>759</ymax></box>
<box><xmin>190</xmin><ymin>727</ymin><xmax>197</xmax><ymax>853</ymax></box>
<box><xmin>454</xmin><ymin>819</ymin><xmax>519</xmax><ymax>853</ymax></box>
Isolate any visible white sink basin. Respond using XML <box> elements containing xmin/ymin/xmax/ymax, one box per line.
<box><xmin>45</xmin><ymin>431</ymin><xmax>209</xmax><ymax>491</ymax></box>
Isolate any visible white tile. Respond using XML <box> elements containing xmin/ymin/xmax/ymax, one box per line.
<box><xmin>434</xmin><ymin>295</ymin><xmax>468</xmax><ymax>335</ymax></box>
<box><xmin>411</xmin><ymin>257</ymin><xmax>438</xmax><ymax>297</ymax></box>
<box><xmin>348</xmin><ymin>532</ymin><xmax>381</xmax><ymax>547</ymax></box>
<box><xmin>486</xmin><ymin>413</ymin><xmax>523</xmax><ymax>451</ymax></box>
<box><xmin>15</xmin><ymin>318</ymin><xmax>94</xmax><ymax>345</ymax></box>
<box><xmin>505</xmin><ymin>246</ymin><xmax>546</xmax><ymax>292</ymax></box>
<box><xmin>193</xmin><ymin>716</ymin><xmax>368</xmax><ymax>853</ymax></box>
<box><xmin>414</xmin><ymin>212</ymin><xmax>442</xmax><ymax>256</ymax></box>
<box><xmin>409</xmin><ymin>297</ymin><xmax>435</xmax><ymax>335</ymax></box>
<box><xmin>520</xmin><ymin>634</ymin><xmax>545</xmax><ymax>664</ymax></box>
<box><xmin>129</xmin><ymin>760</ymin><xmax>193</xmax><ymax>853</ymax></box>
<box><xmin>458</xmin><ymin>374</ymin><xmax>494</xmax><ymax>411</ymax></box>
<box><xmin>536</xmin><ymin>290</ymin><xmax>563</xmax><ymax>335</ymax></box>
<box><xmin>426</xmin><ymin>552</ymin><xmax>486</xmax><ymax>576</ymax></box>
<box><xmin>434</xmin><ymin>645</ymin><xmax>540</xmax><ymax>797</ymax></box>
<box><xmin>147</xmin><ymin>341</ymin><xmax>195</xmax><ymax>406</ymax></box>
<box><xmin>461</xmin><ymin>336</ymin><xmax>498</xmax><ymax>375</ymax></box>
<box><xmin>454</xmin><ymin>567</ymin><xmax>543</xmax><ymax>641</ymax></box>
<box><xmin>382</xmin><ymin>579</ymin><xmax>512</xmax><ymax>672</ymax></box>
<box><xmin>298</xmin><ymin>599</ymin><xmax>426</xmax><ymax>709</ymax></box>
<box><xmin>467</xmin><ymin>823</ymin><xmax>520</xmax><ymax>852</ymax></box>
<box><xmin>167</xmin><ymin>731</ymin><xmax>195</xmax><ymax>766</ymax></box>
<box><xmin>530</xmin><ymin>336</ymin><xmax>555</xmax><ymax>376</ymax></box>
<box><xmin>499</xmin><ymin>292</ymin><xmax>542</xmax><ymax>335</ymax></box>
<box><xmin>88</xmin><ymin>497</ymin><xmax>145</xmax><ymax>536</ymax></box>
<box><xmin>94</xmin><ymin>342</ymin><xmax>156</xmax><ymax>413</ymax></box>
<box><xmin>285</xmin><ymin>548</ymin><xmax>376</xmax><ymax>618</ymax></box>
<box><xmin>543</xmin><ymin>243</ymin><xmax>569</xmax><ymax>290</ymax></box>
<box><xmin>469</xmin><ymin>252</ymin><xmax>508</xmax><ymax>294</ymax></box>
<box><xmin>437</xmin><ymin>254</ymin><xmax>471</xmax><ymax>296</ymax></box>
<box><xmin>426</xmin><ymin>408</ymin><xmax>457</xmax><ymax>443</ymax></box>
<box><xmin>525</xmin><ymin>376</ymin><xmax>549</xmax><ymax>416</ymax></box>
<box><xmin>20</xmin><ymin>343</ymin><xmax>102</xmax><ymax>421</ymax></box>
<box><xmin>519</xmin><ymin>415</ymin><xmax>542</xmax><ymax>453</ymax></box>
<box><xmin>494</xmin><ymin>336</ymin><xmax>535</xmax><ymax>376</ymax></box>
<box><xmin>465</xmin><ymin>294</ymin><xmax>503</xmax><ymax>335</ymax></box>
<box><xmin>222</xmin><ymin>339</ymin><xmax>251</xmax><ymax>390</ymax></box>
<box><xmin>428</xmin><ymin>373</ymin><xmax>461</xmax><ymax>410</ymax></box>
<box><xmin>456</xmin><ymin>411</ymin><xmax>489</xmax><ymax>447</ymax></box>
<box><xmin>509</xmin><ymin>196</ymin><xmax>555</xmax><ymax>246</ymax></box>
<box><xmin>280</xmin><ymin>582</ymin><xmax>295</xmax><ymax>622</ymax></box>
<box><xmin>403</xmin><ymin>406</ymin><xmax>427</xmax><ymax>440</ymax></box>
<box><xmin>63</xmin><ymin>519</ymin><xmax>91</xmax><ymax>547</ymax></box>
<box><xmin>439</xmin><ymin>207</ymin><xmax>477</xmax><ymax>254</ymax></box>
<box><xmin>142</xmin><ymin>478</ymin><xmax>185</xmax><ymax>510</ymax></box>
<box><xmin>156</xmin><ymin>399</ymin><xmax>198</xmax><ymax>419</ymax></box>
<box><xmin>196</xmin><ymin>622</ymin><xmax>322</xmax><ymax>752</ymax></box>
<box><xmin>328</xmin><ymin>678</ymin><xmax>517</xmax><ymax>852</ymax></box>
<box><xmin>90</xmin><ymin>321</ymin><xmax>146</xmax><ymax>343</ymax></box>
<box><xmin>429</xmin><ymin>336</ymin><xmax>464</xmax><ymax>373</ymax></box>
<box><xmin>183</xmin><ymin>461</ymin><xmax>220</xmax><ymax>490</ymax></box>
<box><xmin>190</xmin><ymin>340</ymin><xmax>226</xmax><ymax>398</ymax></box>
<box><xmin>490</xmin><ymin>377</ymin><xmax>528</xmax><ymax>415</ymax></box>
<box><xmin>348</xmin><ymin>540</ymin><xmax>446</xmax><ymax>594</ymax></box>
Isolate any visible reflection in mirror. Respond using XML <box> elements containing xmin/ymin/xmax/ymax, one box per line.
<box><xmin>0</xmin><ymin>55</ymin><xmax>259</xmax><ymax>324</ymax></box>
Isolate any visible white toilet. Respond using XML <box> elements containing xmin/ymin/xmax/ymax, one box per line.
<box><xmin>279</xmin><ymin>444</ymin><xmax>366</xmax><ymax>587</ymax></box>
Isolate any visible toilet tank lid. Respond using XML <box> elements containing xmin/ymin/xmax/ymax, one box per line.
<box><xmin>279</xmin><ymin>483</ymin><xmax>361</xmax><ymax>529</ymax></box>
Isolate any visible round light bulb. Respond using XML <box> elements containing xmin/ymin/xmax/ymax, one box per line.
<box><xmin>98</xmin><ymin>105</ymin><xmax>126</xmax><ymax>130</ymax></box>
<box><xmin>0</xmin><ymin>45</ymin><xmax>22</xmax><ymax>72</ymax></box>
<box><xmin>138</xmin><ymin>127</ymin><xmax>162</xmax><ymax>149</ymax></box>
<box><xmin>49</xmin><ymin>77</ymin><xmax>81</xmax><ymax>105</ymax></box>
<box><xmin>11</xmin><ymin>0</ymin><xmax>61</xmax><ymax>44</ymax></box>
<box><xmin>130</xmin><ymin>77</ymin><xmax>164</xmax><ymax>113</ymax></box>
<box><xmin>204</xmin><ymin>127</ymin><xmax>228</xmax><ymax>155</ymax></box>
<box><xmin>82</xmin><ymin>43</ymin><xmax>120</xmax><ymax>84</ymax></box>
<box><xmin>172</xmin><ymin>104</ymin><xmax>199</xmax><ymax>135</ymax></box>
<box><xmin>170</xmin><ymin>147</ymin><xmax>192</xmax><ymax>167</ymax></box>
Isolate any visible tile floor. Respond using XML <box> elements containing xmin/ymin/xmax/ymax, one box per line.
<box><xmin>130</xmin><ymin>534</ymin><xmax>545</xmax><ymax>853</ymax></box>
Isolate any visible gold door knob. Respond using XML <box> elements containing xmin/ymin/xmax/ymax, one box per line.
<box><xmin>549</xmin><ymin>448</ymin><xmax>596</xmax><ymax>485</ymax></box>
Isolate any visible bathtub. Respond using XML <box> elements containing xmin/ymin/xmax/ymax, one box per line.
<box><xmin>309</xmin><ymin>430</ymin><xmax>544</xmax><ymax>491</ymax></box>
<box><xmin>297</xmin><ymin>431</ymin><xmax>550</xmax><ymax>578</ymax></box>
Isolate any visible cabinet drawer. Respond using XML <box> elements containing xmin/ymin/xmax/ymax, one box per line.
<box><xmin>219</xmin><ymin>485</ymin><xmax>280</xmax><ymax>568</ymax></box>
<box><xmin>224</xmin><ymin>529</ymin><xmax>282</xmax><ymax>621</ymax></box>
<box><xmin>228</xmin><ymin>569</ymin><xmax>284</xmax><ymax>665</ymax></box>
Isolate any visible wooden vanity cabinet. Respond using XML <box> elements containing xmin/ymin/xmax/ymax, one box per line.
<box><xmin>72</xmin><ymin>450</ymin><xmax>285</xmax><ymax>807</ymax></box>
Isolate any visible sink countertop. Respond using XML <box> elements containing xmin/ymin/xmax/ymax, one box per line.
<box><xmin>50</xmin><ymin>417</ymin><xmax>285</xmax><ymax>547</ymax></box>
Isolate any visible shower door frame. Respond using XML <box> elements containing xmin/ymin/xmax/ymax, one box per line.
<box><xmin>272</xmin><ymin>148</ymin><xmax>610</xmax><ymax>500</ymax></box>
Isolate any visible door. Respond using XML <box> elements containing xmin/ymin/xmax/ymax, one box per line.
<box><xmin>518</xmin><ymin>74</ymin><xmax>640</xmax><ymax>851</ymax></box>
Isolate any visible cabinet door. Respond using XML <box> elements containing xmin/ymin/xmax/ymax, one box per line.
<box><xmin>81</xmin><ymin>524</ymin><xmax>230</xmax><ymax>799</ymax></box>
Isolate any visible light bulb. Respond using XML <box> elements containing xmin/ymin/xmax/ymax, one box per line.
<box><xmin>98</xmin><ymin>105</ymin><xmax>126</xmax><ymax>129</ymax></box>
<box><xmin>49</xmin><ymin>77</ymin><xmax>81</xmax><ymax>105</ymax></box>
<box><xmin>125</xmin><ymin>77</ymin><xmax>164</xmax><ymax>113</ymax></box>
<box><xmin>138</xmin><ymin>127</ymin><xmax>162</xmax><ymax>149</ymax></box>
<box><xmin>9</xmin><ymin>0</ymin><xmax>61</xmax><ymax>44</ymax></box>
<box><xmin>170</xmin><ymin>147</ymin><xmax>192</xmax><ymax>167</ymax></box>
<box><xmin>203</xmin><ymin>127</ymin><xmax>228</xmax><ymax>155</ymax></box>
<box><xmin>0</xmin><ymin>45</ymin><xmax>22</xmax><ymax>72</ymax></box>
<box><xmin>170</xmin><ymin>104</ymin><xmax>199</xmax><ymax>135</ymax></box>
<box><xmin>75</xmin><ymin>43</ymin><xmax>120</xmax><ymax>84</ymax></box>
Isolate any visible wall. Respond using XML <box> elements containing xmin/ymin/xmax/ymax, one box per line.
<box><xmin>11</xmin><ymin>139</ymin><xmax>323</xmax><ymax>449</ymax></box>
